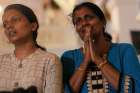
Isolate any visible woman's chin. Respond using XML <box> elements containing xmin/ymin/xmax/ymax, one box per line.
<box><xmin>8</xmin><ymin>39</ymin><xmax>17</xmax><ymax>44</ymax></box>
<box><xmin>7</xmin><ymin>37</ymin><xmax>18</xmax><ymax>43</ymax></box>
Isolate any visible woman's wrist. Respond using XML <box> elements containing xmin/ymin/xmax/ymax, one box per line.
<box><xmin>97</xmin><ymin>60</ymin><xmax>108</xmax><ymax>69</ymax></box>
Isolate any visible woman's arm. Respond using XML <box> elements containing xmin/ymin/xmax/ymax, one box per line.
<box><xmin>89</xmin><ymin>40</ymin><xmax>120</xmax><ymax>90</ymax></box>
<box><xmin>120</xmin><ymin>44</ymin><xmax>140</xmax><ymax>92</ymax></box>
<box><xmin>98</xmin><ymin>61</ymin><xmax>120</xmax><ymax>90</ymax></box>
<box><xmin>69</xmin><ymin>58</ymin><xmax>89</xmax><ymax>93</ymax></box>
<box><xmin>69</xmin><ymin>41</ymin><xmax>93</xmax><ymax>93</ymax></box>
<box><xmin>44</xmin><ymin>55</ymin><xmax>62</xmax><ymax>93</ymax></box>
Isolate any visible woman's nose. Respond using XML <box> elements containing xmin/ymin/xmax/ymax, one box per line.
<box><xmin>80</xmin><ymin>18</ymin><xmax>87</xmax><ymax>26</ymax></box>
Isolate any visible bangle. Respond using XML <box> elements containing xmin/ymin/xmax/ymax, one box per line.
<box><xmin>77</xmin><ymin>67</ymin><xmax>85</xmax><ymax>71</ymax></box>
<box><xmin>98</xmin><ymin>60</ymin><xmax>108</xmax><ymax>69</ymax></box>
<box><xmin>77</xmin><ymin>65</ymin><xmax>87</xmax><ymax>71</ymax></box>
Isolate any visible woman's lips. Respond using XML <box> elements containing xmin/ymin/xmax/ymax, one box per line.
<box><xmin>8</xmin><ymin>31</ymin><xmax>16</xmax><ymax>37</ymax></box>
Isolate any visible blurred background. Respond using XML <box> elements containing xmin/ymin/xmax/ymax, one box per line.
<box><xmin>0</xmin><ymin>0</ymin><xmax>140</xmax><ymax>60</ymax></box>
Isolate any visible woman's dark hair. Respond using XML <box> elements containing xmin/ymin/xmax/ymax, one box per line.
<box><xmin>4</xmin><ymin>4</ymin><xmax>45</xmax><ymax>50</ymax></box>
<box><xmin>72</xmin><ymin>2</ymin><xmax>107</xmax><ymax>26</ymax></box>
<box><xmin>103</xmin><ymin>32</ymin><xmax>112</xmax><ymax>42</ymax></box>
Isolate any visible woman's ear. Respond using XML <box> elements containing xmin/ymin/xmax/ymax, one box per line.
<box><xmin>31</xmin><ymin>22</ymin><xmax>38</xmax><ymax>32</ymax></box>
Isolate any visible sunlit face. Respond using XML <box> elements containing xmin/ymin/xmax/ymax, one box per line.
<box><xmin>73</xmin><ymin>7</ymin><xmax>104</xmax><ymax>41</ymax></box>
<box><xmin>2</xmin><ymin>9</ymin><xmax>35</xmax><ymax>44</ymax></box>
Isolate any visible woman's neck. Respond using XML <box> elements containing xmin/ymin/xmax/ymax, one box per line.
<box><xmin>14</xmin><ymin>42</ymin><xmax>38</xmax><ymax>60</ymax></box>
<box><xmin>94</xmin><ymin>35</ymin><xmax>111</xmax><ymax>56</ymax></box>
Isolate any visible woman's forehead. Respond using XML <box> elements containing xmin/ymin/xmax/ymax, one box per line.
<box><xmin>2</xmin><ymin>9</ymin><xmax>25</xmax><ymax>22</ymax></box>
<box><xmin>4</xmin><ymin>9</ymin><xmax>23</xmax><ymax>17</ymax></box>
<box><xmin>74</xmin><ymin>7</ymin><xmax>94</xmax><ymax>16</ymax></box>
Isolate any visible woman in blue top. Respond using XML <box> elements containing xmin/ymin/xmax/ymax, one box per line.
<box><xmin>61</xmin><ymin>2</ymin><xmax>140</xmax><ymax>93</ymax></box>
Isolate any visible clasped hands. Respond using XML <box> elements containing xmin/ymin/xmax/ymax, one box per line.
<box><xmin>83</xmin><ymin>27</ymin><xmax>107</xmax><ymax>67</ymax></box>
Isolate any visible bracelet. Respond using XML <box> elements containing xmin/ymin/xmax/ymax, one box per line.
<box><xmin>98</xmin><ymin>60</ymin><xmax>108</xmax><ymax>69</ymax></box>
<box><xmin>77</xmin><ymin>67</ymin><xmax>85</xmax><ymax>71</ymax></box>
<box><xmin>77</xmin><ymin>65</ymin><xmax>88</xmax><ymax>71</ymax></box>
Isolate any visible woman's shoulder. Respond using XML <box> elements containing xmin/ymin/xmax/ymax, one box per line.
<box><xmin>0</xmin><ymin>52</ymin><xmax>12</xmax><ymax>58</ymax></box>
<box><xmin>37</xmin><ymin>48</ymin><xmax>61</xmax><ymax>65</ymax></box>
<box><xmin>62</xmin><ymin>48</ymin><xmax>81</xmax><ymax>56</ymax></box>
<box><xmin>112</xmin><ymin>43</ymin><xmax>134</xmax><ymax>49</ymax></box>
<box><xmin>0</xmin><ymin>53</ymin><xmax>13</xmax><ymax>63</ymax></box>
<box><xmin>111</xmin><ymin>43</ymin><xmax>136</xmax><ymax>55</ymax></box>
<box><xmin>37</xmin><ymin>48</ymin><xmax>59</xmax><ymax>59</ymax></box>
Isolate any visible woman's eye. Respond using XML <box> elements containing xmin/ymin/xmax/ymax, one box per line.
<box><xmin>2</xmin><ymin>16</ymin><xmax>21</xmax><ymax>28</ymax></box>
<box><xmin>74</xmin><ymin>17</ymin><xmax>81</xmax><ymax>25</ymax></box>
<box><xmin>11</xmin><ymin>16</ymin><xmax>20</xmax><ymax>23</ymax></box>
<box><xmin>85</xmin><ymin>15</ymin><xmax>95</xmax><ymax>21</ymax></box>
<box><xmin>3</xmin><ymin>23</ymin><xmax>6</xmax><ymax>28</ymax></box>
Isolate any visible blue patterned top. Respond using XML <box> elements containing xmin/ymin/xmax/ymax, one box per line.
<box><xmin>61</xmin><ymin>43</ymin><xmax>140</xmax><ymax>93</ymax></box>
